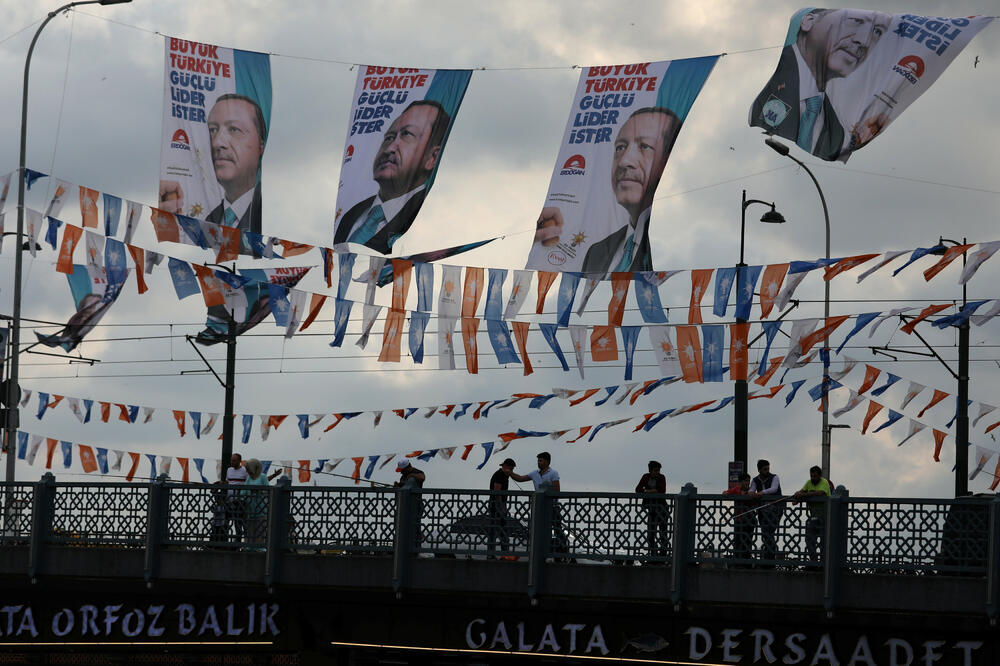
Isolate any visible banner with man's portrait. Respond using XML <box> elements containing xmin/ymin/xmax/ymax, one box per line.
<box><xmin>525</xmin><ymin>57</ymin><xmax>718</xmax><ymax>274</ymax></box>
<box><xmin>750</xmin><ymin>9</ymin><xmax>992</xmax><ymax>162</ymax></box>
<box><xmin>159</xmin><ymin>37</ymin><xmax>272</xmax><ymax>238</ymax></box>
<box><xmin>333</xmin><ymin>67</ymin><xmax>472</xmax><ymax>255</ymax></box>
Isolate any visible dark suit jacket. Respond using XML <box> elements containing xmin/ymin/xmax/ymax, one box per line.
<box><xmin>206</xmin><ymin>183</ymin><xmax>262</xmax><ymax>237</ymax></box>
<box><xmin>581</xmin><ymin>224</ymin><xmax>652</xmax><ymax>274</ymax></box>
<box><xmin>749</xmin><ymin>45</ymin><xmax>844</xmax><ymax>161</ymax></box>
<box><xmin>206</xmin><ymin>184</ymin><xmax>262</xmax><ymax>257</ymax></box>
<box><xmin>334</xmin><ymin>189</ymin><xmax>428</xmax><ymax>255</ymax></box>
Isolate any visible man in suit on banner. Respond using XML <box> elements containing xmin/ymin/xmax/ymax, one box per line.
<box><xmin>335</xmin><ymin>100</ymin><xmax>451</xmax><ymax>254</ymax></box>
<box><xmin>750</xmin><ymin>8</ymin><xmax>890</xmax><ymax>161</ymax></box>
<box><xmin>581</xmin><ymin>106</ymin><xmax>681</xmax><ymax>274</ymax></box>
<box><xmin>159</xmin><ymin>94</ymin><xmax>266</xmax><ymax>245</ymax></box>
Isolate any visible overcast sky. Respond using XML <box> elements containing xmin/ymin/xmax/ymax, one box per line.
<box><xmin>0</xmin><ymin>1</ymin><xmax>997</xmax><ymax>499</ymax></box>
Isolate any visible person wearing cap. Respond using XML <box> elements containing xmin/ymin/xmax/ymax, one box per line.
<box><xmin>487</xmin><ymin>458</ymin><xmax>517</xmax><ymax>559</ymax></box>
<box><xmin>394</xmin><ymin>458</ymin><xmax>426</xmax><ymax>536</ymax></box>
<box><xmin>635</xmin><ymin>460</ymin><xmax>668</xmax><ymax>561</ymax></box>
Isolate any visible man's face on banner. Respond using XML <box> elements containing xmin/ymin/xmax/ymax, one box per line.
<box><xmin>800</xmin><ymin>9</ymin><xmax>890</xmax><ymax>82</ymax></box>
<box><xmin>611</xmin><ymin>110</ymin><xmax>678</xmax><ymax>222</ymax></box>
<box><xmin>372</xmin><ymin>104</ymin><xmax>441</xmax><ymax>201</ymax></box>
<box><xmin>208</xmin><ymin>98</ymin><xmax>265</xmax><ymax>201</ymax></box>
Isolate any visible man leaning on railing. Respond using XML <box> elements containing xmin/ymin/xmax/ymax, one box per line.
<box><xmin>793</xmin><ymin>466</ymin><xmax>832</xmax><ymax>563</ymax></box>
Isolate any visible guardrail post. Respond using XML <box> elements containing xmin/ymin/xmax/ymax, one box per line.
<box><xmin>823</xmin><ymin>485</ymin><xmax>848</xmax><ymax>616</ymax></box>
<box><xmin>27</xmin><ymin>472</ymin><xmax>55</xmax><ymax>582</ymax></box>
<box><xmin>265</xmin><ymin>477</ymin><xmax>291</xmax><ymax>589</ymax></box>
<box><xmin>670</xmin><ymin>483</ymin><xmax>697</xmax><ymax>607</ymax></box>
<box><xmin>392</xmin><ymin>486</ymin><xmax>416</xmax><ymax>596</ymax></box>
<box><xmin>527</xmin><ymin>490</ymin><xmax>552</xmax><ymax>601</ymax></box>
<box><xmin>987</xmin><ymin>494</ymin><xmax>1000</xmax><ymax>623</ymax></box>
<box><xmin>144</xmin><ymin>474</ymin><xmax>169</xmax><ymax>587</ymax></box>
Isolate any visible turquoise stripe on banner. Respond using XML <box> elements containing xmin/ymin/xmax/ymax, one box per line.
<box><xmin>785</xmin><ymin>8</ymin><xmax>815</xmax><ymax>46</ymax></box>
<box><xmin>421</xmin><ymin>69</ymin><xmax>472</xmax><ymax>189</ymax></box>
<box><xmin>233</xmin><ymin>49</ymin><xmax>273</xmax><ymax>136</ymax></box>
<box><xmin>655</xmin><ymin>56</ymin><xmax>719</xmax><ymax>122</ymax></box>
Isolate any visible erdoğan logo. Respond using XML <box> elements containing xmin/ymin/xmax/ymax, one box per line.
<box><xmin>893</xmin><ymin>55</ymin><xmax>925</xmax><ymax>84</ymax></box>
<box><xmin>343</xmin><ymin>144</ymin><xmax>355</xmax><ymax>164</ymax></box>
<box><xmin>560</xmin><ymin>154</ymin><xmax>586</xmax><ymax>176</ymax></box>
<box><xmin>170</xmin><ymin>129</ymin><xmax>191</xmax><ymax>151</ymax></box>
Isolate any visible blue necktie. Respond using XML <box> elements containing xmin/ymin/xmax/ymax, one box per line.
<box><xmin>614</xmin><ymin>234</ymin><xmax>635</xmax><ymax>272</ymax></box>
<box><xmin>223</xmin><ymin>206</ymin><xmax>238</xmax><ymax>227</ymax></box>
<box><xmin>349</xmin><ymin>204</ymin><xmax>385</xmax><ymax>245</ymax></box>
<box><xmin>797</xmin><ymin>95</ymin><xmax>823</xmax><ymax>152</ymax></box>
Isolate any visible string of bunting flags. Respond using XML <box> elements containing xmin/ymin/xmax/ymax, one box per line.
<box><xmin>14</xmin><ymin>359</ymin><xmax>1000</xmax><ymax>487</ymax></box>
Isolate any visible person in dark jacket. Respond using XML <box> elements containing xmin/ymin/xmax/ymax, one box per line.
<box><xmin>635</xmin><ymin>460</ymin><xmax>668</xmax><ymax>560</ymax></box>
<box><xmin>748</xmin><ymin>459</ymin><xmax>784</xmax><ymax>562</ymax></box>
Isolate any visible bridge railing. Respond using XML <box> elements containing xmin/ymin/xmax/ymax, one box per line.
<box><xmin>1</xmin><ymin>475</ymin><xmax>995</xmax><ymax>582</ymax></box>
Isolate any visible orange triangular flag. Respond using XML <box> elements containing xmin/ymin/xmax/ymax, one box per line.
<box><xmin>688</xmin><ymin>269</ymin><xmax>713</xmax><ymax>324</ymax></box>
<box><xmin>79</xmin><ymin>187</ymin><xmax>99</xmax><ymax>228</ymax></box>
<box><xmin>923</xmin><ymin>245</ymin><xmax>974</xmax><ymax>282</ymax></box>
<box><xmin>608</xmin><ymin>273</ymin><xmax>631</xmax><ymax>326</ymax></box>
<box><xmin>378</xmin><ymin>309</ymin><xmax>405</xmax><ymax>363</ymax></box>
<box><xmin>536</xmin><ymin>271</ymin><xmax>558</xmax><ymax>314</ymax></box>
<box><xmin>299</xmin><ymin>294</ymin><xmax>326</xmax><ymax>331</ymax></box>
<box><xmin>512</xmin><ymin>321</ymin><xmax>532</xmax><ymax>376</ymax></box>
<box><xmin>56</xmin><ymin>224</ymin><xmax>82</xmax><ymax>274</ymax></box>
<box><xmin>932</xmin><ymin>429</ymin><xmax>947</xmax><ymax>462</ymax></box>
<box><xmin>918</xmin><ymin>389</ymin><xmax>949</xmax><ymax>418</ymax></box>
<box><xmin>591</xmin><ymin>325</ymin><xmax>618</xmax><ymax>362</ymax></box>
<box><xmin>861</xmin><ymin>401</ymin><xmax>884</xmax><ymax>434</ymax></box>
<box><xmin>676</xmin><ymin>326</ymin><xmax>703</xmax><ymax>383</ymax></box>
<box><xmin>392</xmin><ymin>260</ymin><xmax>413</xmax><ymax>311</ymax></box>
<box><xmin>78</xmin><ymin>445</ymin><xmax>98</xmax><ymax>474</ymax></box>
<box><xmin>462</xmin><ymin>267</ymin><xmax>484</xmax><ymax>319</ymax></box>
<box><xmin>127</xmin><ymin>245</ymin><xmax>148</xmax><ymax>294</ymax></box>
<box><xmin>729</xmin><ymin>323</ymin><xmax>750</xmax><ymax>381</ymax></box>
<box><xmin>758</xmin><ymin>264</ymin><xmax>789</xmax><ymax>318</ymax></box>
<box><xmin>461</xmin><ymin>317</ymin><xmax>480</xmax><ymax>374</ymax></box>
<box><xmin>857</xmin><ymin>365</ymin><xmax>881</xmax><ymax>394</ymax></box>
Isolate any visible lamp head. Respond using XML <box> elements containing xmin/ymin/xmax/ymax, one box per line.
<box><xmin>764</xmin><ymin>137</ymin><xmax>790</xmax><ymax>156</ymax></box>
<box><xmin>760</xmin><ymin>209</ymin><xmax>785</xmax><ymax>224</ymax></box>
<box><xmin>99</xmin><ymin>0</ymin><xmax>132</xmax><ymax>4</ymax></box>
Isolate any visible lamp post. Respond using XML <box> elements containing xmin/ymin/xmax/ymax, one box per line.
<box><xmin>736</xmin><ymin>190</ymin><xmax>785</xmax><ymax>473</ymax></box>
<box><xmin>5</xmin><ymin>0</ymin><xmax>133</xmax><ymax>490</ymax></box>
<box><xmin>764</xmin><ymin>137</ymin><xmax>834</xmax><ymax>477</ymax></box>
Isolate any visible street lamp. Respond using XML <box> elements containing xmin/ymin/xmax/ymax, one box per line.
<box><xmin>5</xmin><ymin>0</ymin><xmax>133</xmax><ymax>491</ymax></box>
<box><xmin>735</xmin><ymin>190</ymin><xmax>785</xmax><ymax>474</ymax></box>
<box><xmin>764</xmin><ymin>137</ymin><xmax>834</xmax><ymax>477</ymax></box>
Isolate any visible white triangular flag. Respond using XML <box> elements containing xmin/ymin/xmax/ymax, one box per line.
<box><xmin>973</xmin><ymin>403</ymin><xmax>997</xmax><ymax>428</ymax></box>
<box><xmin>569</xmin><ymin>325</ymin><xmax>587</xmax><ymax>380</ymax></box>
<box><xmin>960</xmin><ymin>241</ymin><xmax>1000</xmax><ymax>285</ymax></box>
<box><xmin>832</xmin><ymin>390</ymin><xmax>865</xmax><ymax>418</ymax></box>
<box><xmin>438</xmin><ymin>316</ymin><xmax>457</xmax><ymax>370</ymax></box>
<box><xmin>897</xmin><ymin>419</ymin><xmax>925</xmax><ymax>447</ymax></box>
<box><xmin>503</xmin><ymin>270</ymin><xmax>532</xmax><ymax>320</ymax></box>
<box><xmin>574</xmin><ymin>277</ymin><xmax>601</xmax><ymax>316</ymax></box>
<box><xmin>355</xmin><ymin>303</ymin><xmax>382</xmax><ymax>349</ymax></box>
<box><xmin>899</xmin><ymin>382</ymin><xmax>924</xmax><ymax>410</ymax></box>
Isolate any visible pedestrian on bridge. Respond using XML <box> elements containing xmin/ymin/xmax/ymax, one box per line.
<box><xmin>508</xmin><ymin>452</ymin><xmax>569</xmax><ymax>557</ymax></box>
<box><xmin>225</xmin><ymin>453</ymin><xmax>249</xmax><ymax>545</ymax></box>
<box><xmin>635</xmin><ymin>460</ymin><xmax>668</xmax><ymax>561</ymax></box>
<box><xmin>793</xmin><ymin>466</ymin><xmax>832</xmax><ymax>562</ymax></box>
<box><xmin>748</xmin><ymin>459</ymin><xmax>784</xmax><ymax>563</ymax></box>
<box><xmin>487</xmin><ymin>458</ymin><xmax>517</xmax><ymax>559</ymax></box>
<box><xmin>723</xmin><ymin>472</ymin><xmax>754</xmax><ymax>562</ymax></box>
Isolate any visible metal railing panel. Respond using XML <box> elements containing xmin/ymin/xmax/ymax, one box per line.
<box><xmin>554</xmin><ymin>492</ymin><xmax>673</xmax><ymax>563</ymax></box>
<box><xmin>49</xmin><ymin>483</ymin><xmax>148</xmax><ymax>547</ymax></box>
<box><xmin>1</xmin><ymin>483</ymin><xmax>35</xmax><ymax>544</ymax></box>
<box><xmin>413</xmin><ymin>489</ymin><xmax>533</xmax><ymax>559</ymax></box>
<box><xmin>288</xmin><ymin>487</ymin><xmax>396</xmax><ymax>553</ymax></box>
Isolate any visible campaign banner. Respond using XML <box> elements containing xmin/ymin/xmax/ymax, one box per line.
<box><xmin>526</xmin><ymin>57</ymin><xmax>718</xmax><ymax>274</ymax></box>
<box><xmin>750</xmin><ymin>9</ymin><xmax>992</xmax><ymax>162</ymax></box>
<box><xmin>36</xmin><ymin>264</ymin><xmax>125</xmax><ymax>352</ymax></box>
<box><xmin>333</xmin><ymin>66</ymin><xmax>472</xmax><ymax>255</ymax></box>
<box><xmin>159</xmin><ymin>37</ymin><xmax>271</xmax><ymax>237</ymax></box>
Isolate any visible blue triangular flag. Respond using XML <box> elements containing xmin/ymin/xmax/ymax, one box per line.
<box><xmin>127</xmin><ymin>405</ymin><xmax>139</xmax><ymax>423</ymax></box>
<box><xmin>713</xmin><ymin>267</ymin><xmax>737</xmax><ymax>317</ymax></box>
<box><xmin>338</xmin><ymin>252</ymin><xmax>356</xmax><ymax>299</ymax></box>
<box><xmin>486</xmin><ymin>319</ymin><xmax>520</xmax><ymax>365</ymax></box>
<box><xmin>595</xmin><ymin>387</ymin><xmax>618</xmax><ymax>406</ymax></box>
<box><xmin>268</xmin><ymin>284</ymin><xmax>290</xmax><ymax>327</ymax></box>
<box><xmin>45</xmin><ymin>216</ymin><xmax>62</xmax><ymax>250</ymax></box>
<box><xmin>808</xmin><ymin>378</ymin><xmax>842</xmax><ymax>402</ymax></box>
<box><xmin>873</xmin><ymin>410</ymin><xmax>904</xmax><ymax>433</ymax></box>
<box><xmin>481</xmin><ymin>399</ymin><xmax>505</xmax><ymax>419</ymax></box>
<box><xmin>103</xmin><ymin>193</ymin><xmax>122</xmax><ymax>237</ymax></box>
<box><xmin>83</xmin><ymin>399</ymin><xmax>93</xmax><ymax>423</ymax></box>
<box><xmin>556</xmin><ymin>273</ymin><xmax>580</xmax><ymax>327</ymax></box>
<box><xmin>892</xmin><ymin>246</ymin><xmax>944</xmax><ymax>277</ymax></box>
<box><xmin>146</xmin><ymin>453</ymin><xmax>157</xmax><ymax>481</ymax></box>
<box><xmin>241</xmin><ymin>414</ymin><xmax>253</xmax><ymax>444</ymax></box>
<box><xmin>785</xmin><ymin>380</ymin><xmax>807</xmax><ymax>407</ymax></box>
<box><xmin>297</xmin><ymin>414</ymin><xmax>310</xmax><ymax>438</ymax></box>
<box><xmin>634</xmin><ymin>272</ymin><xmax>668</xmax><ymax>323</ymax></box>
<box><xmin>176</xmin><ymin>214</ymin><xmax>209</xmax><ymax>249</ymax></box>
<box><xmin>168</xmin><ymin>258</ymin><xmax>200</xmax><ymax>300</ymax></box>
<box><xmin>16</xmin><ymin>432</ymin><xmax>28</xmax><ymax>460</ymax></box>
<box><xmin>758</xmin><ymin>321</ymin><xmax>783</xmax><ymax>375</ymax></box>
<box><xmin>870</xmin><ymin>373</ymin><xmax>901</xmax><ymax>397</ymax></box>
<box><xmin>735</xmin><ymin>265</ymin><xmax>762</xmax><ymax>321</ymax></box>
<box><xmin>105</xmin><ymin>237</ymin><xmax>128</xmax><ymax>288</ymax></box>
<box><xmin>415</xmin><ymin>262</ymin><xmax>434</xmax><ymax>312</ymax></box>
<box><xmin>24</xmin><ymin>168</ymin><xmax>46</xmax><ymax>189</ymax></box>
<box><xmin>932</xmin><ymin>300</ymin><xmax>990</xmax><ymax>329</ymax></box>
<box><xmin>704</xmin><ymin>397</ymin><xmax>735</xmax><ymax>413</ymax></box>
<box><xmin>36</xmin><ymin>392</ymin><xmax>50</xmax><ymax>420</ymax></box>
<box><xmin>191</xmin><ymin>411</ymin><xmax>202</xmax><ymax>439</ymax></box>
<box><xmin>453</xmin><ymin>403</ymin><xmax>473</xmax><ymax>420</ymax></box>
<box><xmin>622</xmin><ymin>326</ymin><xmax>640</xmax><ymax>380</ymax></box>
<box><xmin>476</xmin><ymin>442</ymin><xmax>495</xmax><ymax>470</ymax></box>
<box><xmin>409</xmin><ymin>311</ymin><xmax>430</xmax><ymax>363</ymax></box>
<box><xmin>836</xmin><ymin>312</ymin><xmax>879</xmax><ymax>354</ymax></box>
<box><xmin>364</xmin><ymin>455</ymin><xmax>379</xmax><ymax>479</ymax></box>
<box><xmin>61</xmin><ymin>441</ymin><xmax>73</xmax><ymax>468</ymax></box>
<box><xmin>96</xmin><ymin>447</ymin><xmax>108</xmax><ymax>474</ymax></box>
<box><xmin>329</xmin><ymin>297</ymin><xmax>353</xmax><ymax>348</ymax></box>
<box><xmin>539</xmin><ymin>323</ymin><xmax>568</xmax><ymax>371</ymax></box>
<box><xmin>529</xmin><ymin>394</ymin><xmax>558</xmax><ymax>409</ymax></box>
<box><xmin>702</xmin><ymin>325</ymin><xmax>724</xmax><ymax>382</ymax></box>
<box><xmin>643</xmin><ymin>409</ymin><xmax>674</xmax><ymax>431</ymax></box>
<box><xmin>484</xmin><ymin>268</ymin><xmax>506</xmax><ymax>321</ymax></box>
<box><xmin>194</xmin><ymin>458</ymin><xmax>208</xmax><ymax>483</ymax></box>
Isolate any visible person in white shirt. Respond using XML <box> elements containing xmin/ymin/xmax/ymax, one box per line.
<box><xmin>225</xmin><ymin>452</ymin><xmax>249</xmax><ymax>544</ymax></box>
<box><xmin>508</xmin><ymin>452</ymin><xmax>569</xmax><ymax>555</ymax></box>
